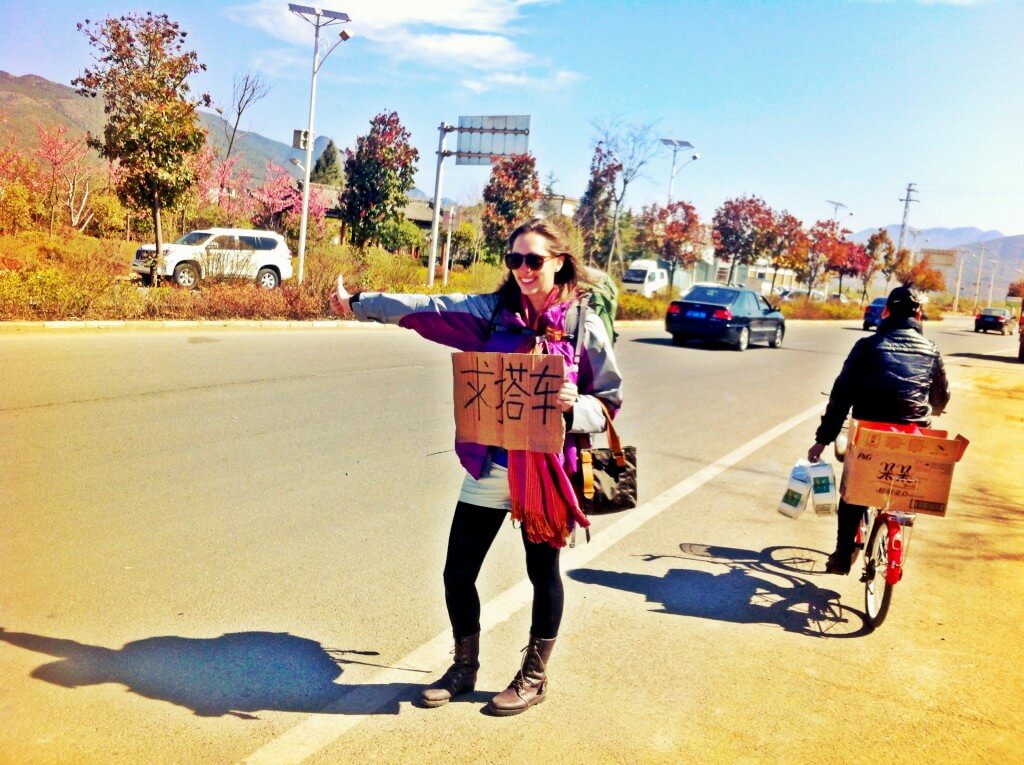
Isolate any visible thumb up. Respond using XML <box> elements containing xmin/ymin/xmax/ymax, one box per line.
<box><xmin>330</xmin><ymin>274</ymin><xmax>352</xmax><ymax>316</ymax></box>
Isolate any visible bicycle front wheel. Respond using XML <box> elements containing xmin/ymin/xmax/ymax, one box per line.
<box><xmin>863</xmin><ymin>516</ymin><xmax>895</xmax><ymax>628</ymax></box>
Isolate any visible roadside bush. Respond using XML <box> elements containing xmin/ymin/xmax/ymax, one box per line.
<box><xmin>617</xmin><ymin>291</ymin><xmax>668</xmax><ymax>320</ymax></box>
<box><xmin>443</xmin><ymin>262</ymin><xmax>504</xmax><ymax>295</ymax></box>
<box><xmin>780</xmin><ymin>300</ymin><xmax>863</xmax><ymax>321</ymax></box>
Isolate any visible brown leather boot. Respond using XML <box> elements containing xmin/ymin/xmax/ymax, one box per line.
<box><xmin>420</xmin><ymin>633</ymin><xmax>480</xmax><ymax>707</ymax></box>
<box><xmin>486</xmin><ymin>635</ymin><xmax>555</xmax><ymax>716</ymax></box>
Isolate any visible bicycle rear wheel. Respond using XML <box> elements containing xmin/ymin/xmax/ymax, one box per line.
<box><xmin>863</xmin><ymin>515</ymin><xmax>895</xmax><ymax>628</ymax></box>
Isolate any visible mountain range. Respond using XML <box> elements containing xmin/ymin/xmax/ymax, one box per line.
<box><xmin>850</xmin><ymin>225</ymin><xmax>1023</xmax><ymax>301</ymax></box>
<box><xmin>2</xmin><ymin>70</ymin><xmax>1020</xmax><ymax>298</ymax></box>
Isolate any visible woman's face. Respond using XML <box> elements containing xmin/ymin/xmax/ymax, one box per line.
<box><xmin>509</xmin><ymin>231</ymin><xmax>564</xmax><ymax>305</ymax></box>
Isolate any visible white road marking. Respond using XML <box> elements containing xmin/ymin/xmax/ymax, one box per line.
<box><xmin>239</xmin><ymin>401</ymin><xmax>826</xmax><ymax>765</ymax></box>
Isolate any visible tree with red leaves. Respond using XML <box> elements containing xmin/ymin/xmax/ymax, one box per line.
<box><xmin>252</xmin><ymin>161</ymin><xmax>327</xmax><ymax>238</ymax></box>
<box><xmin>482</xmin><ymin>152</ymin><xmax>541</xmax><ymax>255</ymax></box>
<box><xmin>635</xmin><ymin>200</ymin><xmax>704</xmax><ymax>289</ymax></box>
<box><xmin>574</xmin><ymin>141</ymin><xmax>618</xmax><ymax>267</ymax></box>
<box><xmin>864</xmin><ymin>228</ymin><xmax>908</xmax><ymax>293</ymax></box>
<box><xmin>859</xmin><ymin>229</ymin><xmax>891</xmax><ymax>303</ymax></box>
<box><xmin>760</xmin><ymin>210</ymin><xmax>807</xmax><ymax>294</ymax></box>
<box><xmin>897</xmin><ymin>255</ymin><xmax>946</xmax><ymax>293</ymax></box>
<box><xmin>799</xmin><ymin>220</ymin><xmax>844</xmax><ymax>295</ymax></box>
<box><xmin>827</xmin><ymin>238</ymin><xmax>866</xmax><ymax>294</ymax></box>
<box><xmin>35</xmin><ymin>123</ymin><xmax>93</xmax><ymax>235</ymax></box>
<box><xmin>1008</xmin><ymin>279</ymin><xmax>1024</xmax><ymax>299</ymax></box>
<box><xmin>73</xmin><ymin>12</ymin><xmax>211</xmax><ymax>264</ymax></box>
<box><xmin>340</xmin><ymin>110</ymin><xmax>419</xmax><ymax>247</ymax></box>
<box><xmin>713</xmin><ymin>195</ymin><xmax>774</xmax><ymax>283</ymax></box>
<box><xmin>594</xmin><ymin>120</ymin><xmax>657</xmax><ymax>274</ymax></box>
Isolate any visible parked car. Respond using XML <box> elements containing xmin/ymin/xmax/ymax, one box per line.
<box><xmin>863</xmin><ymin>296</ymin><xmax>887</xmax><ymax>330</ymax></box>
<box><xmin>828</xmin><ymin>292</ymin><xmax>851</xmax><ymax>304</ymax></box>
<box><xmin>132</xmin><ymin>228</ymin><xmax>294</xmax><ymax>289</ymax></box>
<box><xmin>974</xmin><ymin>307</ymin><xmax>1016</xmax><ymax>335</ymax></box>
<box><xmin>665</xmin><ymin>284</ymin><xmax>785</xmax><ymax>351</ymax></box>
<box><xmin>781</xmin><ymin>288</ymin><xmax>825</xmax><ymax>302</ymax></box>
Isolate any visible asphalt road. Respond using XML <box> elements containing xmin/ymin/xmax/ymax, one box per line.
<box><xmin>2</xmin><ymin>316</ymin><xmax>1022</xmax><ymax>763</ymax></box>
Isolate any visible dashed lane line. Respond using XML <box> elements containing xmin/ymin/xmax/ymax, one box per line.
<box><xmin>239</xmin><ymin>400</ymin><xmax>826</xmax><ymax>765</ymax></box>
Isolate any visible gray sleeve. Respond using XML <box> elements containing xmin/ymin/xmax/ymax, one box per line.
<box><xmin>351</xmin><ymin>291</ymin><xmax>495</xmax><ymax>325</ymax></box>
<box><xmin>570</xmin><ymin>311</ymin><xmax>623</xmax><ymax>434</ymax></box>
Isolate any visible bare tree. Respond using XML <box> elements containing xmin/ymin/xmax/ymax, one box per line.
<box><xmin>594</xmin><ymin>119</ymin><xmax>658</xmax><ymax>275</ymax></box>
<box><xmin>220</xmin><ymin>72</ymin><xmax>271</xmax><ymax>162</ymax></box>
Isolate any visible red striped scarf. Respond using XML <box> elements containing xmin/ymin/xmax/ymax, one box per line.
<box><xmin>507</xmin><ymin>290</ymin><xmax>590</xmax><ymax>548</ymax></box>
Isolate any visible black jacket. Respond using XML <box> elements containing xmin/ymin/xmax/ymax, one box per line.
<box><xmin>815</xmin><ymin>316</ymin><xmax>950</xmax><ymax>444</ymax></box>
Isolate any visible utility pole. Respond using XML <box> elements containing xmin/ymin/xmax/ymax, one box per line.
<box><xmin>952</xmin><ymin>250</ymin><xmax>968</xmax><ymax>313</ymax></box>
<box><xmin>972</xmin><ymin>245</ymin><xmax>987</xmax><ymax>313</ymax></box>
<box><xmin>987</xmin><ymin>255</ymin><xmax>999</xmax><ymax>306</ymax></box>
<box><xmin>895</xmin><ymin>182</ymin><xmax>918</xmax><ymax>261</ymax></box>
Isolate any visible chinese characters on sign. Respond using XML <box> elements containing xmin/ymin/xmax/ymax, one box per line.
<box><xmin>452</xmin><ymin>352</ymin><xmax>565</xmax><ymax>453</ymax></box>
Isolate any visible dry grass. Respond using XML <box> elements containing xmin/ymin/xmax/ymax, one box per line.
<box><xmin>0</xmin><ymin>232</ymin><xmax>516</xmax><ymax>321</ymax></box>
<box><xmin>7</xmin><ymin>232</ymin><xmax>931</xmax><ymax>324</ymax></box>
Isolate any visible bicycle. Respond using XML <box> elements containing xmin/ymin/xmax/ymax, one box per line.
<box><xmin>852</xmin><ymin>506</ymin><xmax>915</xmax><ymax>629</ymax></box>
<box><xmin>832</xmin><ymin>417</ymin><xmax>916</xmax><ymax>630</ymax></box>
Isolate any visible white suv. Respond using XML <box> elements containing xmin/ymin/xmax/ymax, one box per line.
<box><xmin>132</xmin><ymin>228</ymin><xmax>294</xmax><ymax>289</ymax></box>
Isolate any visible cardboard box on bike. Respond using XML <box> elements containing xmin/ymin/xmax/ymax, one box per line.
<box><xmin>840</xmin><ymin>420</ymin><xmax>969</xmax><ymax>516</ymax></box>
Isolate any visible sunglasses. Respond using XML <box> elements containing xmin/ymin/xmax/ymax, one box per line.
<box><xmin>504</xmin><ymin>252</ymin><xmax>561</xmax><ymax>270</ymax></box>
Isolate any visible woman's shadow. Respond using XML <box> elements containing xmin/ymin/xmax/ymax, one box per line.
<box><xmin>0</xmin><ymin>628</ymin><xmax>424</xmax><ymax>718</ymax></box>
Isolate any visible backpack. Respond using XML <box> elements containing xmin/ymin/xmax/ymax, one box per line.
<box><xmin>583</xmin><ymin>269</ymin><xmax>618</xmax><ymax>346</ymax></box>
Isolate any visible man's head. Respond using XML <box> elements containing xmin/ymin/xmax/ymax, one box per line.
<box><xmin>885</xmin><ymin>285</ymin><xmax>925</xmax><ymax>319</ymax></box>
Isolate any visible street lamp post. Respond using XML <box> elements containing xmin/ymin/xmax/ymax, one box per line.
<box><xmin>289</xmin><ymin>3</ymin><xmax>350</xmax><ymax>285</ymax></box>
<box><xmin>826</xmin><ymin>199</ymin><xmax>847</xmax><ymax>221</ymax></box>
<box><xmin>660</xmin><ymin>138</ymin><xmax>698</xmax><ymax>205</ymax></box>
<box><xmin>826</xmin><ymin>200</ymin><xmax>854</xmax><ymax>225</ymax></box>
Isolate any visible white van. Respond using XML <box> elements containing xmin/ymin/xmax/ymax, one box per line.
<box><xmin>621</xmin><ymin>259</ymin><xmax>669</xmax><ymax>298</ymax></box>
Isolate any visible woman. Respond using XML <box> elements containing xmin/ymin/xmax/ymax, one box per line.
<box><xmin>330</xmin><ymin>218</ymin><xmax>623</xmax><ymax>716</ymax></box>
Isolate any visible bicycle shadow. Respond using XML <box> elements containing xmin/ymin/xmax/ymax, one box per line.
<box><xmin>569</xmin><ymin>542</ymin><xmax>871</xmax><ymax>638</ymax></box>
<box><xmin>0</xmin><ymin>628</ymin><xmax>425</xmax><ymax>718</ymax></box>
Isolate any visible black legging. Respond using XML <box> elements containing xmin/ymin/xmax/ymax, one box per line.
<box><xmin>443</xmin><ymin>501</ymin><xmax>563</xmax><ymax>640</ymax></box>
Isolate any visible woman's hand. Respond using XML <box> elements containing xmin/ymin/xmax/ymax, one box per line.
<box><xmin>330</xmin><ymin>274</ymin><xmax>352</xmax><ymax>316</ymax></box>
<box><xmin>557</xmin><ymin>380</ymin><xmax>578</xmax><ymax>413</ymax></box>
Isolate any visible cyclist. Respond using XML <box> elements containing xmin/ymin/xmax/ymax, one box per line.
<box><xmin>807</xmin><ymin>285</ymin><xmax>950</xmax><ymax>574</ymax></box>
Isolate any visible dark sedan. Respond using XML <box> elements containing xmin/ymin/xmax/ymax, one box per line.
<box><xmin>863</xmin><ymin>296</ymin><xmax>887</xmax><ymax>330</ymax></box>
<box><xmin>975</xmin><ymin>307</ymin><xmax>1015</xmax><ymax>335</ymax></box>
<box><xmin>666</xmin><ymin>284</ymin><xmax>785</xmax><ymax>351</ymax></box>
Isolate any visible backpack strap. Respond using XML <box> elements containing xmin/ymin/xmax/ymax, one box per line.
<box><xmin>573</xmin><ymin>299</ymin><xmax>587</xmax><ymax>365</ymax></box>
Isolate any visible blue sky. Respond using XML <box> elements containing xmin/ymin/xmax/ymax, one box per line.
<box><xmin>2</xmin><ymin>0</ymin><xmax>1023</xmax><ymax>236</ymax></box>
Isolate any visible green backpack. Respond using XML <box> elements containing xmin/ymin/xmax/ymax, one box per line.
<box><xmin>586</xmin><ymin>270</ymin><xmax>619</xmax><ymax>346</ymax></box>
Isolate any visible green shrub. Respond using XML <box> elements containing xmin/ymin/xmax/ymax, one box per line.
<box><xmin>617</xmin><ymin>291</ymin><xmax>668</xmax><ymax>320</ymax></box>
<box><xmin>780</xmin><ymin>300</ymin><xmax>863</xmax><ymax>320</ymax></box>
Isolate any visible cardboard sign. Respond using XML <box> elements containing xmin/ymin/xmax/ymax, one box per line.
<box><xmin>840</xmin><ymin>420</ymin><xmax>969</xmax><ymax>516</ymax></box>
<box><xmin>452</xmin><ymin>352</ymin><xmax>566</xmax><ymax>453</ymax></box>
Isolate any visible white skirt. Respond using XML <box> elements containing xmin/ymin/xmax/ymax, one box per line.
<box><xmin>458</xmin><ymin>463</ymin><xmax>511</xmax><ymax>510</ymax></box>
